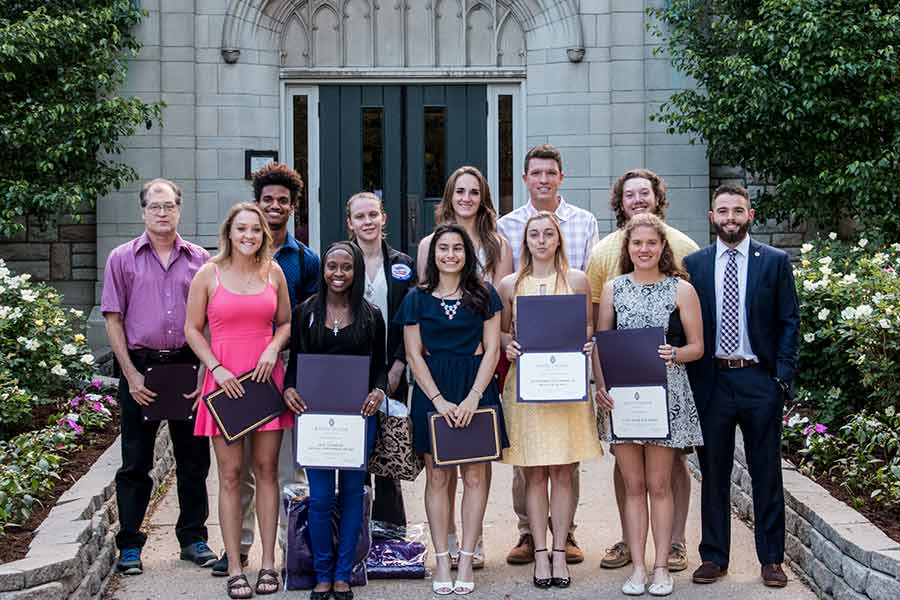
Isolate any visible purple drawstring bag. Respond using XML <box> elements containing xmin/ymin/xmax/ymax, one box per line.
<box><xmin>283</xmin><ymin>486</ymin><xmax>372</xmax><ymax>590</ymax></box>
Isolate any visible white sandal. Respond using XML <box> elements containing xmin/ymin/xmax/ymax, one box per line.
<box><xmin>453</xmin><ymin>550</ymin><xmax>475</xmax><ymax>595</ymax></box>
<box><xmin>432</xmin><ymin>551</ymin><xmax>454</xmax><ymax>596</ymax></box>
<box><xmin>448</xmin><ymin>532</ymin><xmax>460</xmax><ymax>569</ymax></box>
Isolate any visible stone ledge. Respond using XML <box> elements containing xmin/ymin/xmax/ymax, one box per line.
<box><xmin>690</xmin><ymin>431</ymin><xmax>900</xmax><ymax>600</ymax></box>
<box><xmin>0</xmin><ymin>424</ymin><xmax>174</xmax><ymax>600</ymax></box>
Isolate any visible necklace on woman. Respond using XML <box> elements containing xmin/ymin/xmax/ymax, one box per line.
<box><xmin>437</xmin><ymin>288</ymin><xmax>460</xmax><ymax>320</ymax></box>
<box><xmin>331</xmin><ymin>316</ymin><xmax>343</xmax><ymax>336</ymax></box>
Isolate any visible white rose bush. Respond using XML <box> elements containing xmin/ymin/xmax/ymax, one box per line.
<box><xmin>0</xmin><ymin>259</ymin><xmax>94</xmax><ymax>420</ymax></box>
<box><xmin>0</xmin><ymin>260</ymin><xmax>116</xmax><ymax>529</ymax></box>
<box><xmin>787</xmin><ymin>236</ymin><xmax>900</xmax><ymax>514</ymax></box>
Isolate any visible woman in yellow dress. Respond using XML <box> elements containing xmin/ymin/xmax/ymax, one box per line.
<box><xmin>497</xmin><ymin>210</ymin><xmax>602</xmax><ymax>590</ymax></box>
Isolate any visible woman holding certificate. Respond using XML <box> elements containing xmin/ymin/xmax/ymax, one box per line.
<box><xmin>415</xmin><ymin>166</ymin><xmax>512</xmax><ymax>570</ymax></box>
<box><xmin>498</xmin><ymin>211</ymin><xmax>601</xmax><ymax>590</ymax></box>
<box><xmin>185</xmin><ymin>203</ymin><xmax>293</xmax><ymax>599</ymax></box>
<box><xmin>397</xmin><ymin>224</ymin><xmax>508</xmax><ymax>595</ymax></box>
<box><xmin>595</xmin><ymin>213</ymin><xmax>704</xmax><ymax>597</ymax></box>
<box><xmin>283</xmin><ymin>241</ymin><xmax>387</xmax><ymax>600</ymax></box>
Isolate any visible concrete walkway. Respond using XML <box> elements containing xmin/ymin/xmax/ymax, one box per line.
<box><xmin>107</xmin><ymin>451</ymin><xmax>814</xmax><ymax>599</ymax></box>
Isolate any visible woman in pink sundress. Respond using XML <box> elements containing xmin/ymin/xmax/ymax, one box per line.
<box><xmin>185</xmin><ymin>202</ymin><xmax>292</xmax><ymax>599</ymax></box>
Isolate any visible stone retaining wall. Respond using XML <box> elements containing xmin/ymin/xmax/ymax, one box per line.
<box><xmin>0</xmin><ymin>425</ymin><xmax>173</xmax><ymax>600</ymax></box>
<box><xmin>695</xmin><ymin>433</ymin><xmax>900</xmax><ymax>600</ymax></box>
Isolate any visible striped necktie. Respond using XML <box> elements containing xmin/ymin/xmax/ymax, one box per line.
<box><xmin>720</xmin><ymin>248</ymin><xmax>740</xmax><ymax>354</ymax></box>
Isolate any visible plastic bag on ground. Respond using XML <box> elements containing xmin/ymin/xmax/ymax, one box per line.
<box><xmin>365</xmin><ymin>520</ymin><xmax>428</xmax><ymax>579</ymax></box>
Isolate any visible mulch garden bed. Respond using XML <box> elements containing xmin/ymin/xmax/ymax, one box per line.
<box><xmin>783</xmin><ymin>449</ymin><xmax>900</xmax><ymax>544</ymax></box>
<box><xmin>0</xmin><ymin>408</ymin><xmax>121</xmax><ymax>565</ymax></box>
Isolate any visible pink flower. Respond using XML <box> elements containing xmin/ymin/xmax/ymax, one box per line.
<box><xmin>802</xmin><ymin>423</ymin><xmax>829</xmax><ymax>436</ymax></box>
<box><xmin>69</xmin><ymin>397</ymin><xmax>80</xmax><ymax>407</ymax></box>
<box><xmin>58</xmin><ymin>417</ymin><xmax>83</xmax><ymax>435</ymax></box>
<box><xmin>90</xmin><ymin>379</ymin><xmax>103</xmax><ymax>389</ymax></box>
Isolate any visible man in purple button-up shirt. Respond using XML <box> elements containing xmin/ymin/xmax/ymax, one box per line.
<box><xmin>101</xmin><ymin>178</ymin><xmax>217</xmax><ymax>575</ymax></box>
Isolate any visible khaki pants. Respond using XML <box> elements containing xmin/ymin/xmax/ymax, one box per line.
<box><xmin>512</xmin><ymin>465</ymin><xmax>580</xmax><ymax>536</ymax></box>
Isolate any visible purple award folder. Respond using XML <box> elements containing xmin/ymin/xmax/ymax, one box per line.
<box><xmin>142</xmin><ymin>363</ymin><xmax>198</xmax><ymax>421</ymax></box>
<box><xmin>294</xmin><ymin>355</ymin><xmax>370</xmax><ymax>470</ymax></box>
<box><xmin>428</xmin><ymin>408</ymin><xmax>501</xmax><ymax>467</ymax></box>
<box><xmin>295</xmin><ymin>354</ymin><xmax>369</xmax><ymax>414</ymax></box>
<box><xmin>594</xmin><ymin>327</ymin><xmax>670</xmax><ymax>441</ymax></box>
<box><xmin>203</xmin><ymin>371</ymin><xmax>285</xmax><ymax>444</ymax></box>
<box><xmin>515</xmin><ymin>294</ymin><xmax>589</xmax><ymax>403</ymax></box>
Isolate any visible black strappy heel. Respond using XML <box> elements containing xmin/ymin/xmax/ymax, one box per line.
<box><xmin>552</xmin><ymin>548</ymin><xmax>572</xmax><ymax>588</ymax></box>
<box><xmin>533</xmin><ymin>548</ymin><xmax>552</xmax><ymax>589</ymax></box>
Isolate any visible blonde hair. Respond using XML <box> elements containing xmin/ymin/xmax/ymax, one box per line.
<box><xmin>514</xmin><ymin>211</ymin><xmax>570</xmax><ymax>294</ymax></box>
<box><xmin>211</xmin><ymin>202</ymin><xmax>274</xmax><ymax>265</ymax></box>
<box><xmin>345</xmin><ymin>192</ymin><xmax>385</xmax><ymax>241</ymax></box>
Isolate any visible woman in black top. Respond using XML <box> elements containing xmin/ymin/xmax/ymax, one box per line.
<box><xmin>345</xmin><ymin>192</ymin><xmax>416</xmax><ymax>526</ymax></box>
<box><xmin>284</xmin><ymin>241</ymin><xmax>387</xmax><ymax>600</ymax></box>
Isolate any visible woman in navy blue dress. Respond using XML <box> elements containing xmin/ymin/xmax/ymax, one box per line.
<box><xmin>396</xmin><ymin>224</ymin><xmax>508</xmax><ymax>596</ymax></box>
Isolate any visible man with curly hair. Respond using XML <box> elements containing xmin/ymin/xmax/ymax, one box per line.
<box><xmin>586</xmin><ymin>168</ymin><xmax>700</xmax><ymax>574</ymax></box>
<box><xmin>210</xmin><ymin>162</ymin><xmax>321</xmax><ymax>576</ymax></box>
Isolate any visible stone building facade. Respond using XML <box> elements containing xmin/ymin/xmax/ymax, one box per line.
<box><xmin>1</xmin><ymin>1</ymin><xmax>718</xmax><ymax>345</ymax></box>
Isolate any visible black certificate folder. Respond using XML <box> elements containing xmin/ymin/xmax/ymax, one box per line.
<box><xmin>142</xmin><ymin>363</ymin><xmax>198</xmax><ymax>422</ymax></box>
<box><xmin>295</xmin><ymin>354</ymin><xmax>369</xmax><ymax>414</ymax></box>
<box><xmin>516</xmin><ymin>294</ymin><xmax>586</xmax><ymax>350</ymax></box>
<box><xmin>429</xmin><ymin>408</ymin><xmax>501</xmax><ymax>467</ymax></box>
<box><xmin>595</xmin><ymin>327</ymin><xmax>670</xmax><ymax>441</ymax></box>
<box><xmin>203</xmin><ymin>372</ymin><xmax>285</xmax><ymax>445</ymax></box>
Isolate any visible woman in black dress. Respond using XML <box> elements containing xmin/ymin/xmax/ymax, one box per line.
<box><xmin>396</xmin><ymin>224</ymin><xmax>508</xmax><ymax>595</ymax></box>
<box><xmin>283</xmin><ymin>242</ymin><xmax>387</xmax><ymax>600</ymax></box>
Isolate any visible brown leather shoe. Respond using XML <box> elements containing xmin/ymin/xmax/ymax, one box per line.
<box><xmin>564</xmin><ymin>533</ymin><xmax>584</xmax><ymax>564</ymax></box>
<box><xmin>506</xmin><ymin>533</ymin><xmax>535</xmax><ymax>565</ymax></box>
<box><xmin>761</xmin><ymin>563</ymin><xmax>788</xmax><ymax>588</ymax></box>
<box><xmin>692</xmin><ymin>561</ymin><xmax>727</xmax><ymax>583</ymax></box>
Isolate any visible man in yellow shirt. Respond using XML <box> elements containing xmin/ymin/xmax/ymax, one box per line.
<box><xmin>586</xmin><ymin>168</ymin><xmax>700</xmax><ymax>573</ymax></box>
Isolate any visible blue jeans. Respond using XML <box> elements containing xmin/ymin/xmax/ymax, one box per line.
<box><xmin>307</xmin><ymin>416</ymin><xmax>377</xmax><ymax>583</ymax></box>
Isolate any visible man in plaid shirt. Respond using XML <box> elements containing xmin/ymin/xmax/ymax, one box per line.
<box><xmin>497</xmin><ymin>144</ymin><xmax>599</xmax><ymax>566</ymax></box>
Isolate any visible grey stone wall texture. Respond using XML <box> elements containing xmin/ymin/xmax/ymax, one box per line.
<box><xmin>700</xmin><ymin>433</ymin><xmax>900</xmax><ymax>600</ymax></box>
<box><xmin>0</xmin><ymin>427</ymin><xmax>173</xmax><ymax>600</ymax></box>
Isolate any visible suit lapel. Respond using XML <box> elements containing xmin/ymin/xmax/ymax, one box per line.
<box><xmin>703</xmin><ymin>246</ymin><xmax>717</xmax><ymax>323</ymax></box>
<box><xmin>745</xmin><ymin>239</ymin><xmax>762</xmax><ymax>318</ymax></box>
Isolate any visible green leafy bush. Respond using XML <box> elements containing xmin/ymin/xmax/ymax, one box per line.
<box><xmin>0</xmin><ymin>259</ymin><xmax>95</xmax><ymax>414</ymax></box>
<box><xmin>794</xmin><ymin>236</ymin><xmax>900</xmax><ymax>422</ymax></box>
<box><xmin>0</xmin><ymin>0</ymin><xmax>162</xmax><ymax>236</ymax></box>
<box><xmin>0</xmin><ymin>384</ymin><xmax>116</xmax><ymax>529</ymax></box>
<box><xmin>783</xmin><ymin>407</ymin><xmax>900</xmax><ymax>511</ymax></box>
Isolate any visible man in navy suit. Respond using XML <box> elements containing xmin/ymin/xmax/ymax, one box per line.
<box><xmin>683</xmin><ymin>184</ymin><xmax>799</xmax><ymax>588</ymax></box>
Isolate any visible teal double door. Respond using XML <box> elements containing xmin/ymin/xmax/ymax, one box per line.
<box><xmin>318</xmin><ymin>85</ymin><xmax>487</xmax><ymax>257</ymax></box>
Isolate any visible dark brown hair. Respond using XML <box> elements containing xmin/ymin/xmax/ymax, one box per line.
<box><xmin>252</xmin><ymin>162</ymin><xmax>304</xmax><ymax>207</ymax></box>
<box><xmin>435</xmin><ymin>166</ymin><xmax>502</xmax><ymax>279</ymax></box>
<box><xmin>523</xmin><ymin>144</ymin><xmax>563</xmax><ymax>174</ymax></box>
<box><xmin>420</xmin><ymin>224</ymin><xmax>492</xmax><ymax>318</ymax></box>
<box><xmin>618</xmin><ymin>213</ymin><xmax>687</xmax><ymax>280</ymax></box>
<box><xmin>712</xmin><ymin>183</ymin><xmax>751</xmax><ymax>206</ymax></box>
<box><xmin>139</xmin><ymin>178</ymin><xmax>182</xmax><ymax>208</ymax></box>
<box><xmin>610</xmin><ymin>168</ymin><xmax>668</xmax><ymax>228</ymax></box>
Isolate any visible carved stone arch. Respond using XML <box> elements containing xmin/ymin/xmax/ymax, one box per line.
<box><xmin>311</xmin><ymin>3</ymin><xmax>341</xmax><ymax>66</ymax></box>
<box><xmin>465</xmin><ymin>2</ymin><xmax>494</xmax><ymax>66</ymax></box>
<box><xmin>221</xmin><ymin>0</ymin><xmax>585</xmax><ymax>65</ymax></box>
<box><xmin>435</xmin><ymin>0</ymin><xmax>465</xmax><ymax>66</ymax></box>
<box><xmin>496</xmin><ymin>9</ymin><xmax>525</xmax><ymax>66</ymax></box>
<box><xmin>280</xmin><ymin>12</ymin><xmax>310</xmax><ymax>66</ymax></box>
